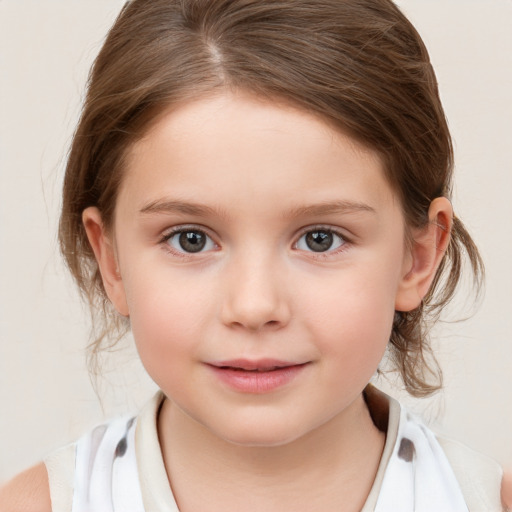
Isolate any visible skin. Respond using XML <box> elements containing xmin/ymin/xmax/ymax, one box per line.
<box><xmin>0</xmin><ymin>93</ymin><xmax>453</xmax><ymax>511</ymax></box>
<box><xmin>502</xmin><ymin>470</ymin><xmax>512</xmax><ymax>509</ymax></box>
<box><xmin>83</xmin><ymin>93</ymin><xmax>452</xmax><ymax>511</ymax></box>
<box><xmin>0</xmin><ymin>463</ymin><xmax>51</xmax><ymax>511</ymax></box>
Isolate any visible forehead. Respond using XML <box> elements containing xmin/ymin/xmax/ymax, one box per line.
<box><xmin>119</xmin><ymin>92</ymin><xmax>399</xmax><ymax>219</ymax></box>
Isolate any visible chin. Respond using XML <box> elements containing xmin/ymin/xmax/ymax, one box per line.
<box><xmin>222</xmin><ymin>431</ymin><xmax>302</xmax><ymax>448</ymax></box>
<box><xmin>210</xmin><ymin>416</ymin><xmax>309</xmax><ymax>448</ymax></box>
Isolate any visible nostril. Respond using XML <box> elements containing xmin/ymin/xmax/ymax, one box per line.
<box><xmin>220</xmin><ymin>291</ymin><xmax>291</xmax><ymax>331</ymax></box>
<box><xmin>231</xmin><ymin>318</ymin><xmax>282</xmax><ymax>332</ymax></box>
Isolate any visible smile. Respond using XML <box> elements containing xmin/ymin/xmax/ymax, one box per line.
<box><xmin>206</xmin><ymin>359</ymin><xmax>309</xmax><ymax>394</ymax></box>
<box><xmin>222</xmin><ymin>366</ymin><xmax>283</xmax><ymax>372</ymax></box>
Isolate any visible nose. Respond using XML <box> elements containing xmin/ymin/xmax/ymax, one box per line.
<box><xmin>219</xmin><ymin>251</ymin><xmax>291</xmax><ymax>332</ymax></box>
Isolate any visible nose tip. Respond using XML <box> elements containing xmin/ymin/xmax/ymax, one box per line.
<box><xmin>228</xmin><ymin>306</ymin><xmax>287</xmax><ymax>332</ymax></box>
<box><xmin>220</xmin><ymin>264</ymin><xmax>291</xmax><ymax>332</ymax></box>
<box><xmin>222</xmin><ymin>293</ymin><xmax>290</xmax><ymax>332</ymax></box>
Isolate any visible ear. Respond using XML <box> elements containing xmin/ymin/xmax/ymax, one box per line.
<box><xmin>82</xmin><ymin>207</ymin><xmax>129</xmax><ymax>317</ymax></box>
<box><xmin>395</xmin><ymin>197</ymin><xmax>453</xmax><ymax>312</ymax></box>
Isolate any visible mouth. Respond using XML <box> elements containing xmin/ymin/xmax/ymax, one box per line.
<box><xmin>206</xmin><ymin>359</ymin><xmax>309</xmax><ymax>393</ymax></box>
<box><xmin>221</xmin><ymin>366</ymin><xmax>287</xmax><ymax>372</ymax></box>
<box><xmin>209</xmin><ymin>359</ymin><xmax>306</xmax><ymax>372</ymax></box>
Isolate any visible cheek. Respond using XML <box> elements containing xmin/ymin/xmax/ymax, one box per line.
<box><xmin>297</xmin><ymin>266</ymin><xmax>397</xmax><ymax>370</ymax></box>
<box><xmin>123</xmin><ymin>268</ymin><xmax>215</xmax><ymax>371</ymax></box>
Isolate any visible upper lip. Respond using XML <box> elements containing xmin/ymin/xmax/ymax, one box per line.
<box><xmin>208</xmin><ymin>359</ymin><xmax>305</xmax><ymax>371</ymax></box>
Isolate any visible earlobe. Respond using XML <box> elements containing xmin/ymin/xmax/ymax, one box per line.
<box><xmin>395</xmin><ymin>197</ymin><xmax>453</xmax><ymax>312</ymax></box>
<box><xmin>82</xmin><ymin>207</ymin><xmax>129</xmax><ymax>317</ymax></box>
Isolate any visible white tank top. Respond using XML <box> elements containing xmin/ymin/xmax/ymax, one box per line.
<box><xmin>45</xmin><ymin>389</ymin><xmax>504</xmax><ymax>511</ymax></box>
<box><xmin>72</xmin><ymin>416</ymin><xmax>144</xmax><ymax>512</ymax></box>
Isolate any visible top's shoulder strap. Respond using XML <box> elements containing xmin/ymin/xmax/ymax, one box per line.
<box><xmin>375</xmin><ymin>406</ymin><xmax>469</xmax><ymax>512</ymax></box>
<box><xmin>72</xmin><ymin>416</ymin><xmax>145</xmax><ymax>512</ymax></box>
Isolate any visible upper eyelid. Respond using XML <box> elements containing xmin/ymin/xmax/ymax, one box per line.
<box><xmin>295</xmin><ymin>225</ymin><xmax>349</xmax><ymax>241</ymax></box>
<box><xmin>160</xmin><ymin>223</ymin><xmax>346</xmax><ymax>235</ymax></box>
<box><xmin>158</xmin><ymin>224</ymin><xmax>351</xmax><ymax>248</ymax></box>
<box><xmin>160</xmin><ymin>226</ymin><xmax>218</xmax><ymax>257</ymax></box>
<box><xmin>159</xmin><ymin>225</ymin><xmax>218</xmax><ymax>253</ymax></box>
<box><xmin>160</xmin><ymin>224</ymin><xmax>215</xmax><ymax>241</ymax></box>
<box><xmin>293</xmin><ymin>225</ymin><xmax>349</xmax><ymax>254</ymax></box>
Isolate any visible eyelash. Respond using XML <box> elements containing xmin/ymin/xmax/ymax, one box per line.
<box><xmin>159</xmin><ymin>226</ymin><xmax>218</xmax><ymax>259</ymax></box>
<box><xmin>159</xmin><ymin>225</ymin><xmax>350</xmax><ymax>259</ymax></box>
<box><xmin>294</xmin><ymin>226</ymin><xmax>349</xmax><ymax>258</ymax></box>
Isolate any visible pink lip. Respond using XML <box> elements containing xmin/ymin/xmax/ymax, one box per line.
<box><xmin>206</xmin><ymin>359</ymin><xmax>309</xmax><ymax>394</ymax></box>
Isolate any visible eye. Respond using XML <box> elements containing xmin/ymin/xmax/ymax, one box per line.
<box><xmin>295</xmin><ymin>229</ymin><xmax>345</xmax><ymax>253</ymax></box>
<box><xmin>164</xmin><ymin>229</ymin><xmax>216</xmax><ymax>254</ymax></box>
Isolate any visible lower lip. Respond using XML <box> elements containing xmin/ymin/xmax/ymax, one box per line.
<box><xmin>207</xmin><ymin>364</ymin><xmax>308</xmax><ymax>394</ymax></box>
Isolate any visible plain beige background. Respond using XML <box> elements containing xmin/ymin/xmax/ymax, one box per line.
<box><xmin>1</xmin><ymin>0</ymin><xmax>511</xmax><ymax>483</ymax></box>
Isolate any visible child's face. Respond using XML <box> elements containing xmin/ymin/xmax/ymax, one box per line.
<box><xmin>94</xmin><ymin>93</ymin><xmax>417</xmax><ymax>446</ymax></box>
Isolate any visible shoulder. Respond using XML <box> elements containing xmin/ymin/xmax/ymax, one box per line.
<box><xmin>437</xmin><ymin>435</ymin><xmax>504</xmax><ymax>512</ymax></box>
<box><xmin>0</xmin><ymin>462</ymin><xmax>52</xmax><ymax>512</ymax></box>
<box><xmin>502</xmin><ymin>470</ymin><xmax>512</xmax><ymax>510</ymax></box>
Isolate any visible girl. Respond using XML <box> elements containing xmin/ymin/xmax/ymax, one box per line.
<box><xmin>0</xmin><ymin>0</ymin><xmax>508</xmax><ymax>510</ymax></box>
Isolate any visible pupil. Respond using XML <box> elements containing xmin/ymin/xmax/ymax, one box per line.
<box><xmin>179</xmin><ymin>231</ymin><xmax>206</xmax><ymax>253</ymax></box>
<box><xmin>306</xmin><ymin>231</ymin><xmax>333</xmax><ymax>252</ymax></box>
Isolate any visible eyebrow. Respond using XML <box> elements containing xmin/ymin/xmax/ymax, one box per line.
<box><xmin>139</xmin><ymin>198</ymin><xmax>375</xmax><ymax>218</ymax></box>
<box><xmin>286</xmin><ymin>200</ymin><xmax>376</xmax><ymax>218</ymax></box>
<box><xmin>139</xmin><ymin>199</ymin><xmax>225</xmax><ymax>218</ymax></box>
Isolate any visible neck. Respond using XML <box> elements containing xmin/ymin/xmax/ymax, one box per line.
<box><xmin>157</xmin><ymin>392</ymin><xmax>386</xmax><ymax>512</ymax></box>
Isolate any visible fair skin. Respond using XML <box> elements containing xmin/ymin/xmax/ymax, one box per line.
<box><xmin>502</xmin><ymin>470</ymin><xmax>512</xmax><ymax>510</ymax></box>
<box><xmin>0</xmin><ymin>463</ymin><xmax>51</xmax><ymax>511</ymax></box>
<box><xmin>0</xmin><ymin>93</ymin><xmax>453</xmax><ymax>511</ymax></box>
<box><xmin>87</xmin><ymin>93</ymin><xmax>451</xmax><ymax>511</ymax></box>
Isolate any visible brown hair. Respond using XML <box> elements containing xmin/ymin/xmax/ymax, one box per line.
<box><xmin>59</xmin><ymin>0</ymin><xmax>483</xmax><ymax>396</ymax></box>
